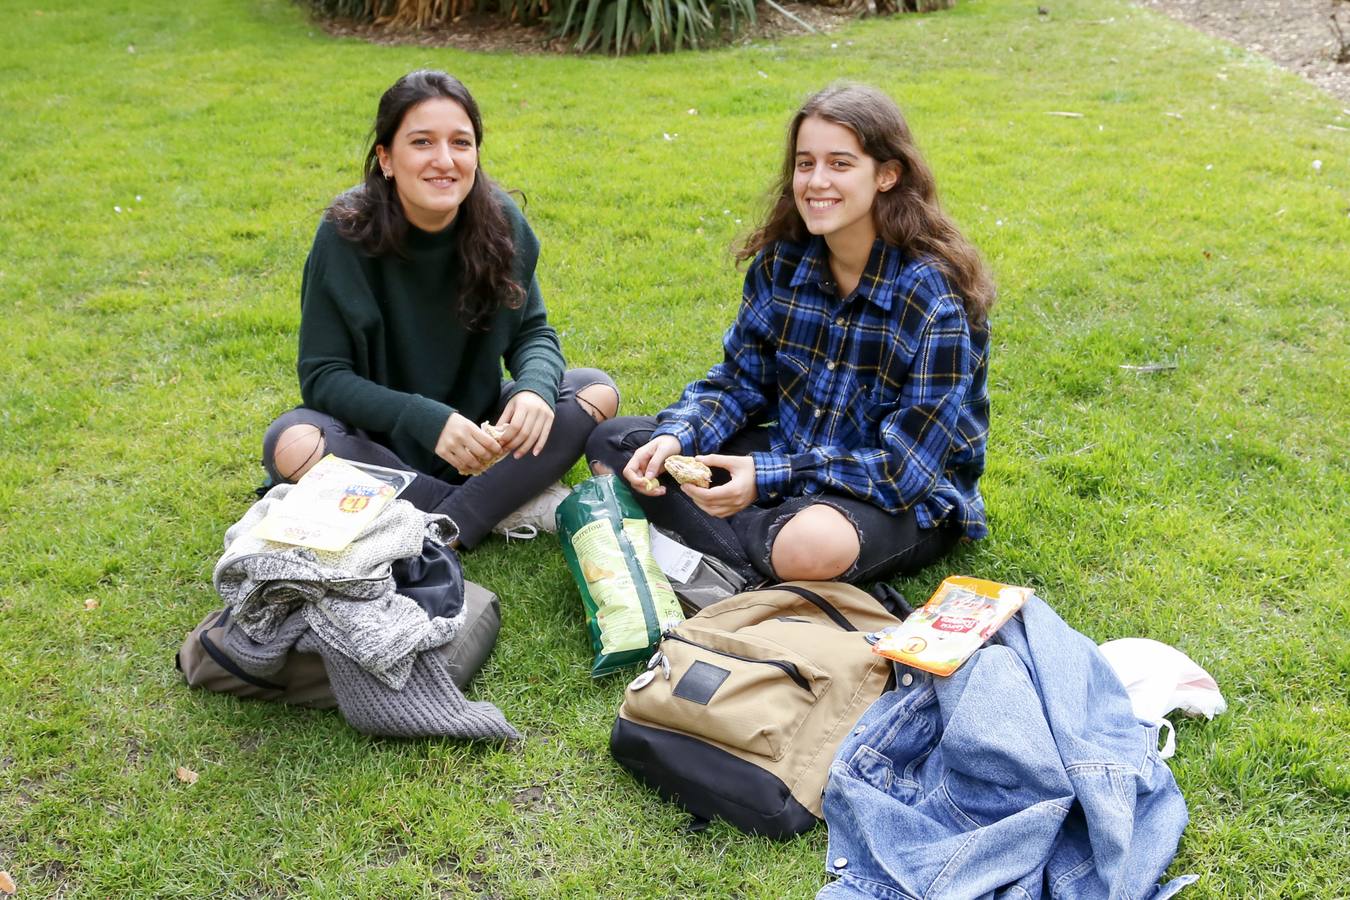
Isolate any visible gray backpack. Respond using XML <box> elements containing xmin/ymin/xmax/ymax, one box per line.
<box><xmin>176</xmin><ymin>581</ymin><xmax>501</xmax><ymax>705</ymax></box>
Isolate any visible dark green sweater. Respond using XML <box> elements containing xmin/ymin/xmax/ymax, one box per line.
<box><xmin>297</xmin><ymin>191</ymin><xmax>565</xmax><ymax>479</ymax></box>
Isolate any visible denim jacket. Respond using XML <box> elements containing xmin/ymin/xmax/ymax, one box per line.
<box><xmin>818</xmin><ymin>597</ymin><xmax>1196</xmax><ymax>900</ymax></box>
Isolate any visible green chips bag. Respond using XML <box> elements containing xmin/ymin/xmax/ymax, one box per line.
<box><xmin>556</xmin><ymin>476</ymin><xmax>685</xmax><ymax>677</ymax></box>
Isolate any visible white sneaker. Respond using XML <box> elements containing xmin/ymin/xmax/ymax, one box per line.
<box><xmin>493</xmin><ymin>481</ymin><xmax>572</xmax><ymax>540</ymax></box>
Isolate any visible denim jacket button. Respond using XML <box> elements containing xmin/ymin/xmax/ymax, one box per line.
<box><xmin>901</xmin><ymin>673</ymin><xmax>914</xmax><ymax>687</ymax></box>
<box><xmin>833</xmin><ymin>857</ymin><xmax>848</xmax><ymax>869</ymax></box>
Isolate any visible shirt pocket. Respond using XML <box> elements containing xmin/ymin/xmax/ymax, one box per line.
<box><xmin>856</xmin><ymin>339</ymin><xmax>912</xmax><ymax>430</ymax></box>
<box><xmin>775</xmin><ymin>350</ymin><xmax>811</xmax><ymax>413</ymax></box>
<box><xmin>856</xmin><ymin>379</ymin><xmax>903</xmax><ymax>435</ymax></box>
<box><xmin>837</xmin><ymin>375</ymin><xmax>904</xmax><ymax>444</ymax></box>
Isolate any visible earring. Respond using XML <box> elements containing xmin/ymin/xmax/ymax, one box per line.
<box><xmin>382</xmin><ymin>169</ymin><xmax>392</xmax><ymax>180</ymax></box>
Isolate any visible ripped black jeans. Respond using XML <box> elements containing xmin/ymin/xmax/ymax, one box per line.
<box><xmin>263</xmin><ymin>368</ymin><xmax>616</xmax><ymax>550</ymax></box>
<box><xmin>584</xmin><ymin>416</ymin><xmax>961</xmax><ymax>585</ymax></box>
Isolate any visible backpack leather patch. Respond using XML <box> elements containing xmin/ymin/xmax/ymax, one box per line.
<box><xmin>673</xmin><ymin>661</ymin><xmax>730</xmax><ymax>705</ymax></box>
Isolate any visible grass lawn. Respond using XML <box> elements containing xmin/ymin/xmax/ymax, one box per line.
<box><xmin>1</xmin><ymin>0</ymin><xmax>1347</xmax><ymax>895</ymax></box>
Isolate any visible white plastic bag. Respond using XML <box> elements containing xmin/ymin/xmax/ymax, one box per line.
<box><xmin>1099</xmin><ymin>638</ymin><xmax>1226</xmax><ymax>759</ymax></box>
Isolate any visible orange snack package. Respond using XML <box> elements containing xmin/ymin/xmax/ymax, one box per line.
<box><xmin>870</xmin><ymin>576</ymin><xmax>1032</xmax><ymax>676</ymax></box>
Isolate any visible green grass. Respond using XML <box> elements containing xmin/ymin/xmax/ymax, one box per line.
<box><xmin>1</xmin><ymin>0</ymin><xmax>1347</xmax><ymax>896</ymax></box>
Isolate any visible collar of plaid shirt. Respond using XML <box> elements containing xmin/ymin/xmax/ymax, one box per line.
<box><xmin>788</xmin><ymin>235</ymin><xmax>901</xmax><ymax>311</ymax></box>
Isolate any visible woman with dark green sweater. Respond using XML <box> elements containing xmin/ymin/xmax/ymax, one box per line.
<box><xmin>262</xmin><ymin>70</ymin><xmax>618</xmax><ymax>548</ymax></box>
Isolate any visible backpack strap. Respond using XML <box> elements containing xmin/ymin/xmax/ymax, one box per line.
<box><xmin>869</xmin><ymin>583</ymin><xmax>914</xmax><ymax>620</ymax></box>
<box><xmin>772</xmin><ymin>584</ymin><xmax>858</xmax><ymax>632</ymax></box>
<box><xmin>199</xmin><ymin>607</ymin><xmax>288</xmax><ymax>691</ymax></box>
<box><xmin>684</xmin><ymin>815</ymin><xmax>711</xmax><ymax>834</ymax></box>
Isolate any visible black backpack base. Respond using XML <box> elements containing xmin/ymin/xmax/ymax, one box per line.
<box><xmin>611</xmin><ymin>708</ymin><xmax>821</xmax><ymax>839</ymax></box>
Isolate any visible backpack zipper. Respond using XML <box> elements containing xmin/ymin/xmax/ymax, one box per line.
<box><xmin>662</xmin><ymin>631</ymin><xmax>812</xmax><ymax>692</ymax></box>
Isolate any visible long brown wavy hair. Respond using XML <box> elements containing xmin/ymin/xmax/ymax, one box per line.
<box><xmin>327</xmin><ymin>70</ymin><xmax>524</xmax><ymax>331</ymax></box>
<box><xmin>739</xmin><ymin>83</ymin><xmax>995</xmax><ymax>326</ymax></box>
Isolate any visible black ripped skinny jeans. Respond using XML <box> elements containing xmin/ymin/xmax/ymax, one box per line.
<box><xmin>262</xmin><ymin>368</ymin><xmax>616</xmax><ymax>549</ymax></box>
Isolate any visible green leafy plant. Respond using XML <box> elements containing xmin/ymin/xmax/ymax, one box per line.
<box><xmin>557</xmin><ymin>0</ymin><xmax>754</xmax><ymax>53</ymax></box>
<box><xmin>307</xmin><ymin>0</ymin><xmax>754</xmax><ymax>52</ymax></box>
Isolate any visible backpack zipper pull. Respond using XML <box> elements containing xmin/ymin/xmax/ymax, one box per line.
<box><xmin>648</xmin><ymin>649</ymin><xmax>672</xmax><ymax>679</ymax></box>
<box><xmin>627</xmin><ymin>669</ymin><xmax>657</xmax><ymax>691</ymax></box>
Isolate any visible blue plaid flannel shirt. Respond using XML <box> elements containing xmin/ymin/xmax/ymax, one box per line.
<box><xmin>654</xmin><ymin>236</ymin><xmax>989</xmax><ymax>539</ymax></box>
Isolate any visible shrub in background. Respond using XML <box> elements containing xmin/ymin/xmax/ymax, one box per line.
<box><xmin>558</xmin><ymin>0</ymin><xmax>754</xmax><ymax>53</ymax></box>
<box><xmin>307</xmin><ymin>0</ymin><xmax>746</xmax><ymax>53</ymax></box>
<box><xmin>305</xmin><ymin>0</ymin><xmax>955</xmax><ymax>53</ymax></box>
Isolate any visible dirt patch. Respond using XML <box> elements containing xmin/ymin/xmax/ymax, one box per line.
<box><xmin>316</xmin><ymin>2</ymin><xmax>855</xmax><ymax>55</ymax></box>
<box><xmin>1135</xmin><ymin>0</ymin><xmax>1350</xmax><ymax>104</ymax></box>
<box><xmin>508</xmin><ymin>784</ymin><xmax>555</xmax><ymax>813</ymax></box>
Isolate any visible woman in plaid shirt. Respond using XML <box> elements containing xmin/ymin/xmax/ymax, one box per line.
<box><xmin>587</xmin><ymin>84</ymin><xmax>994</xmax><ymax>584</ymax></box>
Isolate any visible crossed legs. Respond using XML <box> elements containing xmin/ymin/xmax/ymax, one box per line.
<box><xmin>271</xmin><ymin>381</ymin><xmax>619</xmax><ymax>484</ymax></box>
<box><xmin>263</xmin><ymin>372</ymin><xmax>619</xmax><ymax>548</ymax></box>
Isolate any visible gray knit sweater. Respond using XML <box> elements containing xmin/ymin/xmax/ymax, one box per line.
<box><xmin>213</xmin><ymin>487</ymin><xmax>518</xmax><ymax>740</ymax></box>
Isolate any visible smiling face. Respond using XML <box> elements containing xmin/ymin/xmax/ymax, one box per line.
<box><xmin>792</xmin><ymin>115</ymin><xmax>898</xmax><ymax>254</ymax></box>
<box><xmin>376</xmin><ymin>97</ymin><xmax>478</xmax><ymax>233</ymax></box>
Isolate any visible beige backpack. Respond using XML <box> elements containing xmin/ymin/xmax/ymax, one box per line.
<box><xmin>609</xmin><ymin>581</ymin><xmax>904</xmax><ymax>838</ymax></box>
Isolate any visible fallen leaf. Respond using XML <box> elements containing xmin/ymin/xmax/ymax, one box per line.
<box><xmin>0</xmin><ymin>871</ymin><xmax>14</xmax><ymax>895</ymax></box>
<box><xmin>84</xmin><ymin>598</ymin><xmax>99</xmax><ymax>610</ymax></box>
<box><xmin>175</xmin><ymin>765</ymin><xmax>199</xmax><ymax>785</ymax></box>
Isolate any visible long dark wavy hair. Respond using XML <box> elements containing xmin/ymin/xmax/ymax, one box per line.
<box><xmin>739</xmin><ymin>83</ymin><xmax>995</xmax><ymax>327</ymax></box>
<box><xmin>327</xmin><ymin>70</ymin><xmax>523</xmax><ymax>331</ymax></box>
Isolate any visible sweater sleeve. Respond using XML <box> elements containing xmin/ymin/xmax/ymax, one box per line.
<box><xmin>502</xmin><ymin>274</ymin><xmax>565</xmax><ymax>408</ymax></box>
<box><xmin>296</xmin><ymin>223</ymin><xmax>453</xmax><ymax>452</ymax></box>
<box><xmin>499</xmin><ymin>195</ymin><xmax>564</xmax><ymax>408</ymax></box>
